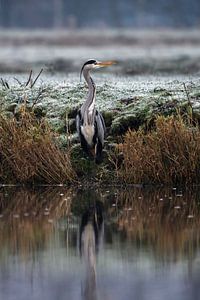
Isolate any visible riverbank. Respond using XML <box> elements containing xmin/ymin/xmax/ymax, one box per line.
<box><xmin>0</xmin><ymin>73</ymin><xmax>200</xmax><ymax>185</ymax></box>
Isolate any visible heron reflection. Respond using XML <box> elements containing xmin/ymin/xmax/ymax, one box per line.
<box><xmin>79</xmin><ymin>201</ymin><xmax>104</xmax><ymax>300</ymax></box>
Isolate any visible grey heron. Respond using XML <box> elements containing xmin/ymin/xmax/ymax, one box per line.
<box><xmin>76</xmin><ymin>59</ymin><xmax>115</xmax><ymax>164</ymax></box>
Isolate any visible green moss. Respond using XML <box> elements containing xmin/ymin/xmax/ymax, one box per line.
<box><xmin>70</xmin><ymin>144</ymin><xmax>96</xmax><ymax>176</ymax></box>
<box><xmin>5</xmin><ymin>103</ymin><xmax>18</xmax><ymax>113</ymax></box>
<box><xmin>1</xmin><ymin>111</ymin><xmax>14</xmax><ymax>119</ymax></box>
<box><xmin>153</xmin><ymin>87</ymin><xmax>172</xmax><ymax>96</ymax></box>
<box><xmin>33</xmin><ymin>106</ymin><xmax>47</xmax><ymax>119</ymax></box>
<box><xmin>102</xmin><ymin>110</ymin><xmax>116</xmax><ymax>127</ymax></box>
<box><xmin>111</xmin><ymin>114</ymin><xmax>138</xmax><ymax>135</ymax></box>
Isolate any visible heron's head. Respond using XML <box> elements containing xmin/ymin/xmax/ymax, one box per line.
<box><xmin>80</xmin><ymin>59</ymin><xmax>116</xmax><ymax>81</ymax></box>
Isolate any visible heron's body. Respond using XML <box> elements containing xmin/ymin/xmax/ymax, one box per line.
<box><xmin>76</xmin><ymin>59</ymin><xmax>114</xmax><ymax>163</ymax></box>
<box><xmin>81</xmin><ymin>124</ymin><xmax>95</xmax><ymax>147</ymax></box>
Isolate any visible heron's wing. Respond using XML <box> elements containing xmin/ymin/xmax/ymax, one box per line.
<box><xmin>76</xmin><ymin>110</ymin><xmax>92</xmax><ymax>155</ymax></box>
<box><xmin>76</xmin><ymin>110</ymin><xmax>82</xmax><ymax>137</ymax></box>
<box><xmin>99</xmin><ymin>112</ymin><xmax>106</xmax><ymax>133</ymax></box>
<box><xmin>95</xmin><ymin>111</ymin><xmax>106</xmax><ymax>145</ymax></box>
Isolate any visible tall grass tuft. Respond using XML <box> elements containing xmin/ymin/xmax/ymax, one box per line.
<box><xmin>0</xmin><ymin>108</ymin><xmax>76</xmax><ymax>183</ymax></box>
<box><xmin>118</xmin><ymin>115</ymin><xmax>200</xmax><ymax>184</ymax></box>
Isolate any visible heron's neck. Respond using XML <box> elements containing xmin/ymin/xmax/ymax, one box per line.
<box><xmin>82</xmin><ymin>69</ymin><xmax>96</xmax><ymax>125</ymax></box>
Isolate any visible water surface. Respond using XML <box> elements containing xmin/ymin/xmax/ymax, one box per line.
<box><xmin>0</xmin><ymin>186</ymin><xmax>200</xmax><ymax>300</ymax></box>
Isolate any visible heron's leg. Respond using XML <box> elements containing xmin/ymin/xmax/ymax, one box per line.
<box><xmin>80</xmin><ymin>134</ymin><xmax>90</xmax><ymax>155</ymax></box>
<box><xmin>80</xmin><ymin>133</ymin><xmax>95</xmax><ymax>160</ymax></box>
<box><xmin>95</xmin><ymin>140</ymin><xmax>103</xmax><ymax>164</ymax></box>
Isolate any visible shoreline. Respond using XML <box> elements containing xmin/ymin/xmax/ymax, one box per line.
<box><xmin>0</xmin><ymin>76</ymin><xmax>200</xmax><ymax>185</ymax></box>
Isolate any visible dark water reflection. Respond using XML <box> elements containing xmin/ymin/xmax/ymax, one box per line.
<box><xmin>0</xmin><ymin>186</ymin><xmax>200</xmax><ymax>300</ymax></box>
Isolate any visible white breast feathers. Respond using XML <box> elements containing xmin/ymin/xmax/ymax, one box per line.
<box><xmin>81</xmin><ymin>124</ymin><xmax>95</xmax><ymax>146</ymax></box>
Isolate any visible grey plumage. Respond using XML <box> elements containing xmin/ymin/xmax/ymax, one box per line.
<box><xmin>76</xmin><ymin>59</ymin><xmax>115</xmax><ymax>163</ymax></box>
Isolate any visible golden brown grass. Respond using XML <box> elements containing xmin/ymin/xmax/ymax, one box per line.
<box><xmin>117</xmin><ymin>115</ymin><xmax>200</xmax><ymax>184</ymax></box>
<box><xmin>0</xmin><ymin>107</ymin><xmax>76</xmax><ymax>183</ymax></box>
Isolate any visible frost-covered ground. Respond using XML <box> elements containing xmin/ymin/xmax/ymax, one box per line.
<box><xmin>0</xmin><ymin>72</ymin><xmax>200</xmax><ymax>142</ymax></box>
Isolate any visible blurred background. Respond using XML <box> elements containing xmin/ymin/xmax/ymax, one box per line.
<box><xmin>0</xmin><ymin>0</ymin><xmax>200</xmax><ymax>77</ymax></box>
<box><xmin>0</xmin><ymin>0</ymin><xmax>200</xmax><ymax>28</ymax></box>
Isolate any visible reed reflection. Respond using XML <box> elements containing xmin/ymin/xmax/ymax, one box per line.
<box><xmin>107</xmin><ymin>187</ymin><xmax>200</xmax><ymax>262</ymax></box>
<box><xmin>0</xmin><ymin>186</ymin><xmax>199</xmax><ymax>265</ymax></box>
<box><xmin>0</xmin><ymin>187</ymin><xmax>73</xmax><ymax>262</ymax></box>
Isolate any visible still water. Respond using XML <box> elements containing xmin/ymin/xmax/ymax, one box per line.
<box><xmin>0</xmin><ymin>186</ymin><xmax>200</xmax><ymax>300</ymax></box>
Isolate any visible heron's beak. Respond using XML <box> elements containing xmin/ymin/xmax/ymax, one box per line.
<box><xmin>96</xmin><ymin>61</ymin><xmax>116</xmax><ymax>68</ymax></box>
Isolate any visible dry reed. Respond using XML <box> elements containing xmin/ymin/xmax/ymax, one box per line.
<box><xmin>118</xmin><ymin>115</ymin><xmax>200</xmax><ymax>184</ymax></box>
<box><xmin>0</xmin><ymin>108</ymin><xmax>76</xmax><ymax>183</ymax></box>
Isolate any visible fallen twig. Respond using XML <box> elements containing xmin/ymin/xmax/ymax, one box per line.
<box><xmin>14</xmin><ymin>77</ymin><xmax>23</xmax><ymax>86</ymax></box>
<box><xmin>31</xmin><ymin>87</ymin><xmax>46</xmax><ymax>109</ymax></box>
<box><xmin>30</xmin><ymin>69</ymin><xmax>43</xmax><ymax>88</ymax></box>
<box><xmin>25</xmin><ymin>70</ymin><xmax>33</xmax><ymax>87</ymax></box>
<box><xmin>183</xmin><ymin>82</ymin><xmax>193</xmax><ymax>120</ymax></box>
<box><xmin>1</xmin><ymin>78</ymin><xmax>9</xmax><ymax>89</ymax></box>
<box><xmin>183</xmin><ymin>82</ymin><xmax>192</xmax><ymax>106</ymax></box>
